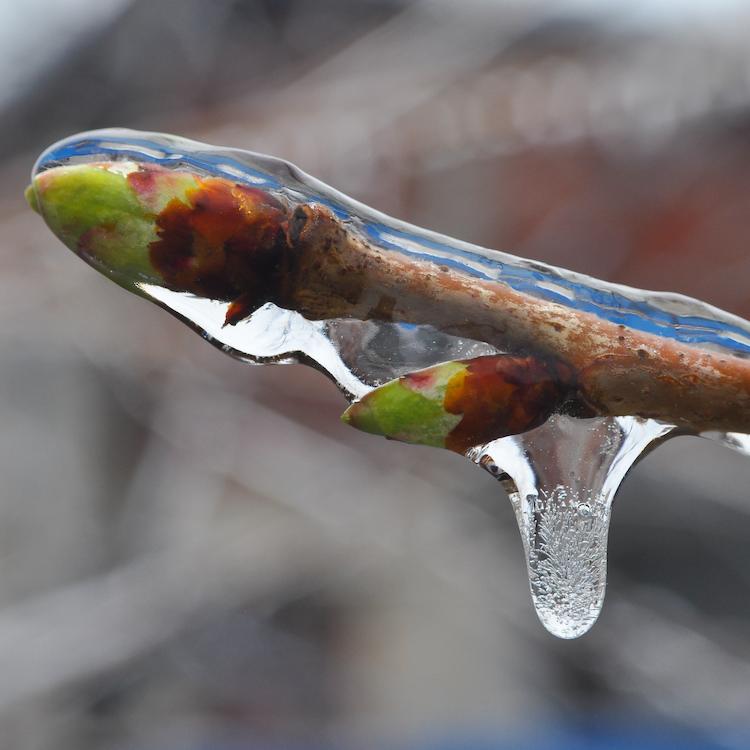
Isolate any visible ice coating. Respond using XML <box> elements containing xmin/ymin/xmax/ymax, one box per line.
<box><xmin>27</xmin><ymin>129</ymin><xmax>750</xmax><ymax>638</ymax></box>
<box><xmin>467</xmin><ymin>415</ymin><xmax>674</xmax><ymax>637</ymax></box>
<box><xmin>29</xmin><ymin>130</ymin><xmax>750</xmax><ymax>361</ymax></box>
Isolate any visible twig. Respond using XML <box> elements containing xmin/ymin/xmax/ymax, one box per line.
<box><xmin>284</xmin><ymin>204</ymin><xmax>750</xmax><ymax>435</ymax></box>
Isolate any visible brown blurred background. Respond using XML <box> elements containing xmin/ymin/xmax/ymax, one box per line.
<box><xmin>3</xmin><ymin>1</ymin><xmax>750</xmax><ymax>748</ymax></box>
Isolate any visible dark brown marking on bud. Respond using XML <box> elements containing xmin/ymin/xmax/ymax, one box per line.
<box><xmin>149</xmin><ymin>177</ymin><xmax>289</xmax><ymax>320</ymax></box>
<box><xmin>443</xmin><ymin>355</ymin><xmax>573</xmax><ymax>453</ymax></box>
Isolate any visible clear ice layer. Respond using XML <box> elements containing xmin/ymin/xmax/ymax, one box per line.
<box><xmin>140</xmin><ymin>290</ymin><xmax>500</xmax><ymax>400</ymax></box>
<box><xmin>467</xmin><ymin>416</ymin><xmax>674</xmax><ymax>637</ymax></box>
<box><xmin>32</xmin><ymin>129</ymin><xmax>750</xmax><ymax>360</ymax></box>
<box><xmin>29</xmin><ymin>129</ymin><xmax>750</xmax><ymax>638</ymax></box>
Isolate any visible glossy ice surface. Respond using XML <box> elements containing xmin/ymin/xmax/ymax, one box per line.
<box><xmin>27</xmin><ymin>129</ymin><xmax>750</xmax><ymax>637</ymax></box>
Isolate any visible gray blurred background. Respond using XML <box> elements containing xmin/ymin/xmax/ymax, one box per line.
<box><xmin>3</xmin><ymin>1</ymin><xmax>750</xmax><ymax>748</ymax></box>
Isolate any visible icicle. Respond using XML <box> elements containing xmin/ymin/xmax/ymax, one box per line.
<box><xmin>467</xmin><ymin>416</ymin><xmax>674</xmax><ymax>638</ymax></box>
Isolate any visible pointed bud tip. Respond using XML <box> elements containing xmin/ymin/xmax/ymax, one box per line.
<box><xmin>340</xmin><ymin>400</ymin><xmax>376</xmax><ymax>433</ymax></box>
<box><xmin>25</xmin><ymin>183</ymin><xmax>40</xmax><ymax>214</ymax></box>
<box><xmin>340</xmin><ymin>402</ymin><xmax>364</xmax><ymax>427</ymax></box>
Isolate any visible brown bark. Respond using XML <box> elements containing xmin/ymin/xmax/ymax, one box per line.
<box><xmin>281</xmin><ymin>204</ymin><xmax>750</xmax><ymax>435</ymax></box>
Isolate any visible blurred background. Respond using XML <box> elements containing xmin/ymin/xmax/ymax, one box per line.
<box><xmin>3</xmin><ymin>1</ymin><xmax>750</xmax><ymax>748</ymax></box>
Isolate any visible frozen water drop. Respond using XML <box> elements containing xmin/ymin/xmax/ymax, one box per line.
<box><xmin>526</xmin><ymin>488</ymin><xmax>610</xmax><ymax>638</ymax></box>
<box><xmin>468</xmin><ymin>415</ymin><xmax>674</xmax><ymax>638</ymax></box>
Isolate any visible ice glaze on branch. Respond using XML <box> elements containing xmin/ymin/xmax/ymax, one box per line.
<box><xmin>282</xmin><ymin>203</ymin><xmax>750</xmax><ymax>436</ymax></box>
<box><xmin>26</xmin><ymin>137</ymin><xmax>750</xmax><ymax>441</ymax></box>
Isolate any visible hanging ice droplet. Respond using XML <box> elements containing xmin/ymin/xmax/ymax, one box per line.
<box><xmin>522</xmin><ymin>486</ymin><xmax>611</xmax><ymax>638</ymax></box>
<box><xmin>468</xmin><ymin>415</ymin><xmax>674</xmax><ymax>638</ymax></box>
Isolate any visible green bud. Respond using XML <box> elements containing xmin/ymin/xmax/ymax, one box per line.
<box><xmin>342</xmin><ymin>361</ymin><xmax>465</xmax><ymax>448</ymax></box>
